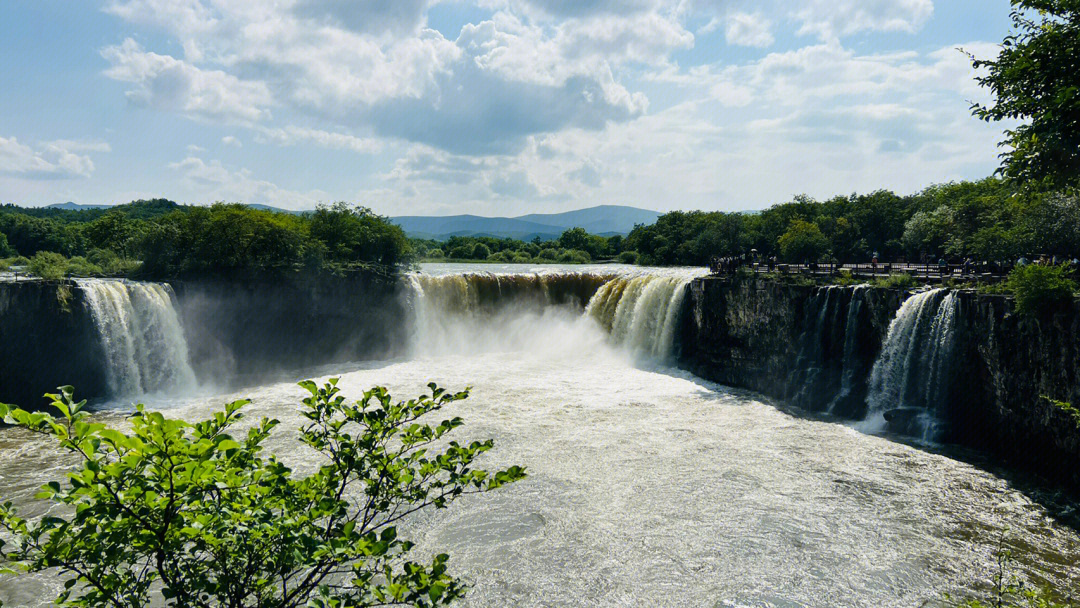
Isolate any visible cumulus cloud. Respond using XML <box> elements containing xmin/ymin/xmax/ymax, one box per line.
<box><xmin>89</xmin><ymin>0</ymin><xmax>1007</xmax><ymax>215</ymax></box>
<box><xmin>253</xmin><ymin>126</ymin><xmax>382</xmax><ymax>154</ymax></box>
<box><xmin>0</xmin><ymin>137</ymin><xmax>108</xmax><ymax>179</ymax></box>
<box><xmin>724</xmin><ymin>13</ymin><xmax>773</xmax><ymax>48</ymax></box>
<box><xmin>793</xmin><ymin>0</ymin><xmax>934</xmax><ymax>39</ymax></box>
<box><xmin>102</xmin><ymin>38</ymin><xmax>273</xmax><ymax>124</ymax></box>
<box><xmin>221</xmin><ymin>135</ymin><xmax>242</xmax><ymax>147</ymax></box>
<box><xmin>169</xmin><ymin>155</ymin><xmax>326</xmax><ymax>209</ymax></box>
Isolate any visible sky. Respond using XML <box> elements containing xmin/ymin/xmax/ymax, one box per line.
<box><xmin>0</xmin><ymin>0</ymin><xmax>1015</xmax><ymax>215</ymax></box>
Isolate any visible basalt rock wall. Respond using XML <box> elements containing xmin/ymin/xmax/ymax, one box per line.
<box><xmin>0</xmin><ymin>281</ymin><xmax>108</xmax><ymax>409</ymax></box>
<box><xmin>169</xmin><ymin>271</ymin><xmax>409</xmax><ymax>387</ymax></box>
<box><xmin>679</xmin><ymin>276</ymin><xmax>1080</xmax><ymax>490</ymax></box>
<box><xmin>678</xmin><ymin>277</ymin><xmax>900</xmax><ymax>419</ymax></box>
<box><xmin>949</xmin><ymin>293</ymin><xmax>1080</xmax><ymax>489</ymax></box>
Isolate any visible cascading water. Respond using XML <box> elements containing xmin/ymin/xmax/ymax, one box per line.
<box><xmin>790</xmin><ymin>285</ymin><xmax>847</xmax><ymax>409</ymax></box>
<box><xmin>401</xmin><ymin>267</ymin><xmax>703</xmax><ymax>361</ymax></box>
<box><xmin>585</xmin><ymin>270</ymin><xmax>704</xmax><ymax>360</ymax></box>
<box><xmin>403</xmin><ymin>271</ymin><xmax>615</xmax><ymax>355</ymax></box>
<box><xmin>77</xmin><ymin>279</ymin><xmax>197</xmax><ymax>397</ymax></box>
<box><xmin>827</xmin><ymin>284</ymin><xmax>867</xmax><ymax>414</ymax></box>
<box><xmin>861</xmin><ymin>288</ymin><xmax>959</xmax><ymax>442</ymax></box>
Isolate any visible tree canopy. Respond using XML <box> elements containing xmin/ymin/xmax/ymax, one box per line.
<box><xmin>0</xmin><ymin>382</ymin><xmax>525</xmax><ymax>607</ymax></box>
<box><xmin>971</xmin><ymin>0</ymin><xmax>1080</xmax><ymax>188</ymax></box>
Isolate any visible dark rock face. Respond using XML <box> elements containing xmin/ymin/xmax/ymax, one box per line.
<box><xmin>0</xmin><ymin>281</ymin><xmax>108</xmax><ymax>409</ymax></box>
<box><xmin>169</xmin><ymin>272</ymin><xmax>408</xmax><ymax>387</ymax></box>
<box><xmin>679</xmin><ymin>276</ymin><xmax>1080</xmax><ymax>490</ymax></box>
<box><xmin>0</xmin><ymin>272</ymin><xmax>409</xmax><ymax>409</ymax></box>
<box><xmin>949</xmin><ymin>293</ymin><xmax>1080</xmax><ymax>488</ymax></box>
<box><xmin>679</xmin><ymin>277</ymin><xmax>900</xmax><ymax>419</ymax></box>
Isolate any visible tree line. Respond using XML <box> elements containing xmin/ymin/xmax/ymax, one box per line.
<box><xmin>0</xmin><ymin>200</ymin><xmax>411</xmax><ymax>278</ymax></box>
<box><xmin>623</xmin><ymin>178</ymin><xmax>1080</xmax><ymax>267</ymax></box>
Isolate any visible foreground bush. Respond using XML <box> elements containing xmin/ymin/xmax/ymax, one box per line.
<box><xmin>0</xmin><ymin>381</ymin><xmax>525</xmax><ymax>607</ymax></box>
<box><xmin>1006</xmin><ymin>265</ymin><xmax>1078</xmax><ymax>315</ymax></box>
<box><xmin>951</xmin><ymin>544</ymin><xmax>1077</xmax><ymax>608</ymax></box>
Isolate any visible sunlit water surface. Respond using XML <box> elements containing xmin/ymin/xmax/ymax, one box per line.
<box><xmin>1</xmin><ymin>268</ymin><xmax>1078</xmax><ymax>607</ymax></box>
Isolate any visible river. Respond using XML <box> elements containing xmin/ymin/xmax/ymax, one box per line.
<box><xmin>0</xmin><ymin>264</ymin><xmax>1077</xmax><ymax>606</ymax></box>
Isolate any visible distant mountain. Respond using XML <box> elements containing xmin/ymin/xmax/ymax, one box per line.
<box><xmin>247</xmin><ymin>203</ymin><xmax>307</xmax><ymax>215</ymax></box>
<box><xmin>391</xmin><ymin>205</ymin><xmax>660</xmax><ymax>240</ymax></box>
<box><xmin>46</xmin><ymin>202</ymin><xmax>111</xmax><ymax>210</ymax></box>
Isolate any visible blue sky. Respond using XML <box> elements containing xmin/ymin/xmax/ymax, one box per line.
<box><xmin>0</xmin><ymin>0</ymin><xmax>1014</xmax><ymax>214</ymax></box>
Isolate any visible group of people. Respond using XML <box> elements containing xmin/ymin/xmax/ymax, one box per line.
<box><xmin>709</xmin><ymin>255</ymin><xmax>752</xmax><ymax>275</ymax></box>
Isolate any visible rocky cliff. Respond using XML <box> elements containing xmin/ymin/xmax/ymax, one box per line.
<box><xmin>679</xmin><ymin>277</ymin><xmax>901</xmax><ymax>418</ymax></box>
<box><xmin>0</xmin><ymin>281</ymin><xmax>108</xmax><ymax>408</ymax></box>
<box><xmin>679</xmin><ymin>275</ymin><xmax>1080</xmax><ymax>490</ymax></box>
<box><xmin>170</xmin><ymin>271</ymin><xmax>408</xmax><ymax>387</ymax></box>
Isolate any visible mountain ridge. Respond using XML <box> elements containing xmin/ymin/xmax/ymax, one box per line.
<box><xmin>390</xmin><ymin>205</ymin><xmax>660</xmax><ymax>240</ymax></box>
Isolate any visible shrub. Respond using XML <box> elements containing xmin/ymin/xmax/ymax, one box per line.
<box><xmin>0</xmin><ymin>381</ymin><xmax>525</xmax><ymax>608</ymax></box>
<box><xmin>448</xmin><ymin>245</ymin><xmax>472</xmax><ymax>259</ymax></box>
<box><xmin>0</xmin><ymin>232</ymin><xmax>14</xmax><ymax>257</ymax></box>
<box><xmin>471</xmin><ymin>243</ymin><xmax>491</xmax><ymax>259</ymax></box>
<box><xmin>426</xmin><ymin>248</ymin><xmax>445</xmax><ymax>259</ymax></box>
<box><xmin>486</xmin><ymin>250</ymin><xmax>511</xmax><ymax>262</ymax></box>
<box><xmin>27</xmin><ymin>251</ymin><xmax>69</xmax><ymax>280</ymax></box>
<box><xmin>557</xmin><ymin>249</ymin><xmax>591</xmax><ymax>263</ymax></box>
<box><xmin>511</xmin><ymin>251</ymin><xmax>532</xmax><ymax>263</ymax></box>
<box><xmin>1006</xmin><ymin>264</ymin><xmax>1078</xmax><ymax>315</ymax></box>
<box><xmin>617</xmin><ymin>250</ymin><xmax>640</xmax><ymax>265</ymax></box>
<box><xmin>833</xmin><ymin>269</ymin><xmax>857</xmax><ymax>286</ymax></box>
<box><xmin>538</xmin><ymin>247</ymin><xmax>559</xmax><ymax>260</ymax></box>
<box><xmin>872</xmin><ymin>273</ymin><xmax>918</xmax><ymax>290</ymax></box>
<box><xmin>65</xmin><ymin>256</ymin><xmax>104</xmax><ymax>277</ymax></box>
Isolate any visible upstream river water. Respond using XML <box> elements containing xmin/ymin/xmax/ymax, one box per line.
<box><xmin>0</xmin><ymin>265</ymin><xmax>1078</xmax><ymax>606</ymax></box>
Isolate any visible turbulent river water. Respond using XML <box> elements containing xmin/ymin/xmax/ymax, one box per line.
<box><xmin>1</xmin><ymin>264</ymin><xmax>1078</xmax><ymax>607</ymax></box>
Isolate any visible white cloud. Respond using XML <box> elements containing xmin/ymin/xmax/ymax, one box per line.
<box><xmin>102</xmin><ymin>38</ymin><xmax>273</xmax><ymax>124</ymax></box>
<box><xmin>254</xmin><ymin>126</ymin><xmax>383</xmax><ymax>154</ymax></box>
<box><xmin>221</xmin><ymin>135</ymin><xmax>242</xmax><ymax>147</ymax></box>
<box><xmin>169</xmin><ymin>155</ymin><xmax>326</xmax><ymax>209</ymax></box>
<box><xmin>0</xmin><ymin>137</ymin><xmax>108</xmax><ymax>179</ymax></box>
<box><xmin>725</xmin><ymin>13</ymin><xmax>773</xmax><ymax>48</ymax></box>
<box><xmin>88</xmin><ymin>0</ymin><xmax>1007</xmax><ymax>216</ymax></box>
<box><xmin>793</xmin><ymin>0</ymin><xmax>934</xmax><ymax>39</ymax></box>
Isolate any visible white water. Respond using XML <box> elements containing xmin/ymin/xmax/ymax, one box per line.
<box><xmin>77</xmin><ymin>279</ymin><xmax>197</xmax><ymax>397</ymax></box>
<box><xmin>2</xmin><ymin>268</ymin><xmax>1078</xmax><ymax>606</ymax></box>
<box><xmin>404</xmin><ymin>266</ymin><xmax>703</xmax><ymax>361</ymax></box>
<box><xmin>828</xmin><ymin>284</ymin><xmax>868</xmax><ymax>413</ymax></box>
<box><xmin>861</xmin><ymin>288</ymin><xmax>960</xmax><ymax>442</ymax></box>
<box><xmin>585</xmin><ymin>269</ymin><xmax>705</xmax><ymax>360</ymax></box>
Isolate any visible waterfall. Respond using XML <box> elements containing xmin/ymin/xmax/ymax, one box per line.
<box><xmin>790</xmin><ymin>286</ymin><xmax>847</xmax><ymax>409</ymax></box>
<box><xmin>584</xmin><ymin>271</ymin><xmax>702</xmax><ymax>360</ymax></box>
<box><xmin>401</xmin><ymin>269</ymin><xmax>701</xmax><ymax>360</ymax></box>
<box><xmin>77</xmin><ymin>279</ymin><xmax>197</xmax><ymax>397</ymax></box>
<box><xmin>403</xmin><ymin>271</ymin><xmax>614</xmax><ymax>354</ymax></box>
<box><xmin>861</xmin><ymin>288</ymin><xmax>959</xmax><ymax>442</ymax></box>
<box><xmin>827</xmin><ymin>285</ymin><xmax>867</xmax><ymax>414</ymax></box>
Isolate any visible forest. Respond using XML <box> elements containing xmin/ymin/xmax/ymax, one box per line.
<box><xmin>0</xmin><ymin>200</ymin><xmax>410</xmax><ymax>278</ymax></box>
<box><xmin>5</xmin><ymin>176</ymin><xmax>1077</xmax><ymax>278</ymax></box>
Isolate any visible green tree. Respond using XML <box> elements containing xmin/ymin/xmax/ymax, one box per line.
<box><xmin>557</xmin><ymin>227</ymin><xmax>589</xmax><ymax>252</ymax></box>
<box><xmin>27</xmin><ymin>251</ymin><xmax>69</xmax><ymax>280</ymax></box>
<box><xmin>1006</xmin><ymin>264</ymin><xmax>1078</xmax><ymax>315</ymax></box>
<box><xmin>471</xmin><ymin>243</ymin><xmax>491</xmax><ymax>259</ymax></box>
<box><xmin>86</xmin><ymin>211</ymin><xmax>135</xmax><ymax>257</ymax></box>
<box><xmin>309</xmin><ymin>202</ymin><xmax>412</xmax><ymax>268</ymax></box>
<box><xmin>777</xmin><ymin>220</ymin><xmax>829</xmax><ymax>262</ymax></box>
<box><xmin>970</xmin><ymin>0</ymin><xmax>1080</xmax><ymax>188</ymax></box>
<box><xmin>0</xmin><ymin>232</ymin><xmax>13</xmax><ymax>257</ymax></box>
<box><xmin>0</xmin><ymin>381</ymin><xmax>525</xmax><ymax>608</ymax></box>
